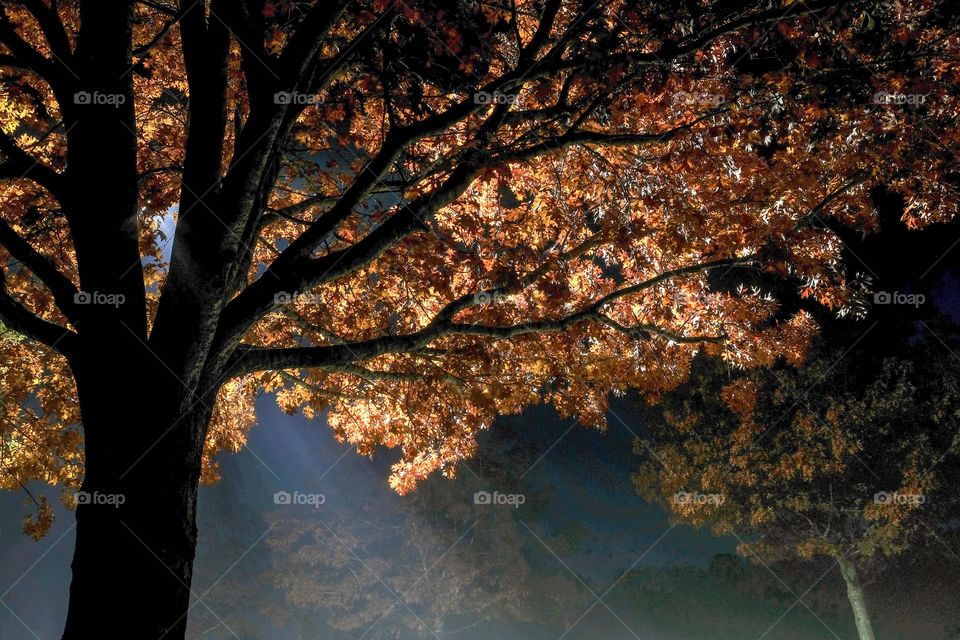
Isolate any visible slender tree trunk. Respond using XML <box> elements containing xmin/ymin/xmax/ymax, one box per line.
<box><xmin>838</xmin><ymin>558</ymin><xmax>877</xmax><ymax>640</ymax></box>
<box><xmin>61</xmin><ymin>353</ymin><xmax>214</xmax><ymax>640</ymax></box>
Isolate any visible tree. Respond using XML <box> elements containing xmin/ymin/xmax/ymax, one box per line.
<box><xmin>194</xmin><ymin>426</ymin><xmax>581</xmax><ymax>639</ymax></box>
<box><xmin>0</xmin><ymin>0</ymin><xmax>957</xmax><ymax>637</ymax></box>
<box><xmin>253</xmin><ymin>481</ymin><xmax>567</xmax><ymax>638</ymax></box>
<box><xmin>633</xmin><ymin>335</ymin><xmax>960</xmax><ymax>640</ymax></box>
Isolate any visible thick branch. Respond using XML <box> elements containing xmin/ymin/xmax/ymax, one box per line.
<box><xmin>213</xmin><ymin>0</ymin><xmax>828</xmax><ymax>374</ymax></box>
<box><xmin>276</xmin><ymin>0</ymin><xmax>351</xmax><ymax>80</ymax></box>
<box><xmin>495</xmin><ymin>107</ymin><xmax>727</xmax><ymax>165</ymax></box>
<box><xmin>0</xmin><ymin>216</ymin><xmax>79</xmax><ymax>323</ymax></box>
<box><xmin>0</xmin><ymin>3</ymin><xmax>72</xmax><ymax>92</ymax></box>
<box><xmin>21</xmin><ymin>0</ymin><xmax>72</xmax><ymax>61</ymax></box>
<box><xmin>0</xmin><ymin>6</ymin><xmax>53</xmax><ymax>74</ymax></box>
<box><xmin>0</xmin><ymin>266</ymin><xmax>75</xmax><ymax>353</ymax></box>
<box><xmin>251</xmin><ymin>0</ymin><xmax>584</xmax><ymax>279</ymax></box>
<box><xmin>0</xmin><ymin>127</ymin><xmax>66</xmax><ymax>197</ymax></box>
<box><xmin>216</xmin><ymin>110</ymin><xmax>709</xmax><ymax>361</ymax></box>
<box><xmin>225</xmin><ymin>256</ymin><xmax>754</xmax><ymax>376</ymax></box>
<box><xmin>213</xmin><ymin>100</ymin><xmax>524</xmax><ymax>361</ymax></box>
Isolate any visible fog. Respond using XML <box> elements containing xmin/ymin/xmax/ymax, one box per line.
<box><xmin>4</xmin><ymin>395</ymin><xmax>956</xmax><ymax>639</ymax></box>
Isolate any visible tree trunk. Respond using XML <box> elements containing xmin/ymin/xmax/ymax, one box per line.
<box><xmin>838</xmin><ymin>557</ymin><xmax>877</xmax><ymax>640</ymax></box>
<box><xmin>61</xmin><ymin>354</ymin><xmax>214</xmax><ymax>640</ymax></box>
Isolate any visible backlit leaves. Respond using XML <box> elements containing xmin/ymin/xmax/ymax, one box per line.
<box><xmin>1</xmin><ymin>0</ymin><xmax>959</xmax><ymax>522</ymax></box>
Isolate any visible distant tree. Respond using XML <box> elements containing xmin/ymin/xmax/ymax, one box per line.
<box><xmin>0</xmin><ymin>1</ymin><xmax>957</xmax><ymax>637</ymax></box>
<box><xmin>634</xmin><ymin>335</ymin><xmax>960</xmax><ymax>640</ymax></box>
<box><xmin>253</xmin><ymin>492</ymin><xmax>558</xmax><ymax>639</ymax></box>
<box><xmin>191</xmin><ymin>428</ymin><xmax>583</xmax><ymax>639</ymax></box>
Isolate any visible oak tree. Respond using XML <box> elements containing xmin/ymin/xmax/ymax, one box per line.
<box><xmin>0</xmin><ymin>0</ymin><xmax>957</xmax><ymax>637</ymax></box>
<box><xmin>633</xmin><ymin>338</ymin><xmax>960</xmax><ymax>640</ymax></box>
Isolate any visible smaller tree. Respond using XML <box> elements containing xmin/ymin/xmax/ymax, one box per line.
<box><xmin>633</xmin><ymin>334</ymin><xmax>960</xmax><ymax>640</ymax></box>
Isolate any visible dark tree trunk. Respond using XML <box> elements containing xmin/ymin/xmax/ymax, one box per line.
<box><xmin>61</xmin><ymin>350</ymin><xmax>215</xmax><ymax>640</ymax></box>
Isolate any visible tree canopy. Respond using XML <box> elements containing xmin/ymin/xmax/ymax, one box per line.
<box><xmin>634</xmin><ymin>340</ymin><xmax>960</xmax><ymax>563</ymax></box>
<box><xmin>1</xmin><ymin>0</ymin><xmax>958</xmax><ymax>526</ymax></box>
<box><xmin>633</xmin><ymin>320</ymin><xmax>960</xmax><ymax>640</ymax></box>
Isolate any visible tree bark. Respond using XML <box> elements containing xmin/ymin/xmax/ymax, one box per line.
<box><xmin>61</xmin><ymin>352</ymin><xmax>214</xmax><ymax>640</ymax></box>
<box><xmin>838</xmin><ymin>557</ymin><xmax>877</xmax><ymax>640</ymax></box>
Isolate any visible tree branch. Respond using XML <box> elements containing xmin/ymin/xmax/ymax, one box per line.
<box><xmin>0</xmin><ymin>126</ymin><xmax>67</xmax><ymax>198</ymax></box>
<box><xmin>213</xmin><ymin>98</ymin><xmax>524</xmax><ymax>361</ymax></box>
<box><xmin>0</xmin><ymin>3</ymin><xmax>66</xmax><ymax>89</ymax></box>
<box><xmin>20</xmin><ymin>0</ymin><xmax>72</xmax><ymax>62</ymax></box>
<box><xmin>0</xmin><ymin>216</ymin><xmax>79</xmax><ymax>324</ymax></box>
<box><xmin>224</xmin><ymin>255</ymin><xmax>755</xmax><ymax>377</ymax></box>
<box><xmin>211</xmin><ymin>0</ymin><xmax>826</xmax><ymax>374</ymax></box>
<box><xmin>0</xmin><ymin>265</ymin><xmax>75</xmax><ymax>354</ymax></box>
